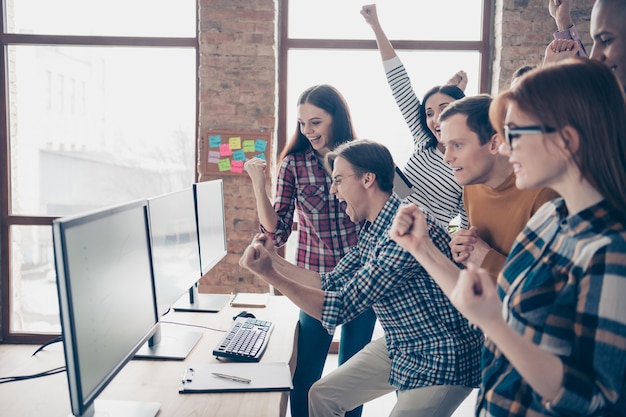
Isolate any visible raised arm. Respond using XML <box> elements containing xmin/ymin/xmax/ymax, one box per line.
<box><xmin>449</xmin><ymin>264</ymin><xmax>564</xmax><ymax>402</ymax></box>
<box><xmin>360</xmin><ymin>4</ymin><xmax>396</xmax><ymax>61</ymax></box>
<box><xmin>543</xmin><ymin>39</ymin><xmax>580</xmax><ymax>65</ymax></box>
<box><xmin>548</xmin><ymin>0</ymin><xmax>588</xmax><ymax>58</ymax></box>
<box><xmin>445</xmin><ymin>70</ymin><xmax>468</xmax><ymax>92</ymax></box>
<box><xmin>389</xmin><ymin>204</ymin><xmax>462</xmax><ymax>295</ymax></box>
<box><xmin>361</xmin><ymin>4</ymin><xmax>426</xmax><ymax>147</ymax></box>
<box><xmin>244</xmin><ymin>157</ymin><xmax>278</xmax><ymax>232</ymax></box>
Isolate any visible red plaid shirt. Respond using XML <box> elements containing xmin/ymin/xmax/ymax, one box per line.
<box><xmin>261</xmin><ymin>148</ymin><xmax>359</xmax><ymax>273</ymax></box>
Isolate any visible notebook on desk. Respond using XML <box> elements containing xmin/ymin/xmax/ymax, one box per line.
<box><xmin>179</xmin><ymin>362</ymin><xmax>292</xmax><ymax>393</ymax></box>
<box><xmin>230</xmin><ymin>292</ymin><xmax>270</xmax><ymax>308</ymax></box>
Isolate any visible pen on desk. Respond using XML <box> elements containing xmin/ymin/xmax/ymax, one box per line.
<box><xmin>211</xmin><ymin>372</ymin><xmax>251</xmax><ymax>384</ymax></box>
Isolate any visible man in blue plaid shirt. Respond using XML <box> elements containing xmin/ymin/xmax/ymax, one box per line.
<box><xmin>240</xmin><ymin>139</ymin><xmax>483</xmax><ymax>417</ymax></box>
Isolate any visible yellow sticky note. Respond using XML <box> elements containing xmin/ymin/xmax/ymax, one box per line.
<box><xmin>229</xmin><ymin>137</ymin><xmax>242</xmax><ymax>150</ymax></box>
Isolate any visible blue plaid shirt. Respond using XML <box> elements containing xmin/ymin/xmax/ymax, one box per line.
<box><xmin>478</xmin><ymin>199</ymin><xmax>626</xmax><ymax>416</ymax></box>
<box><xmin>320</xmin><ymin>194</ymin><xmax>483</xmax><ymax>390</ymax></box>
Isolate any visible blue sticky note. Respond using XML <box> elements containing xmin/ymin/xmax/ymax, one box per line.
<box><xmin>255</xmin><ymin>139</ymin><xmax>267</xmax><ymax>152</ymax></box>
<box><xmin>255</xmin><ymin>153</ymin><xmax>266</xmax><ymax>161</ymax></box>
<box><xmin>209</xmin><ymin>135</ymin><xmax>221</xmax><ymax>148</ymax></box>
<box><xmin>232</xmin><ymin>149</ymin><xmax>246</xmax><ymax>161</ymax></box>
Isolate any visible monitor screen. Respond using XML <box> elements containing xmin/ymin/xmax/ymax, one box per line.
<box><xmin>195</xmin><ymin>179</ymin><xmax>227</xmax><ymax>276</ymax></box>
<box><xmin>53</xmin><ymin>199</ymin><xmax>159</xmax><ymax>417</ymax></box>
<box><xmin>170</xmin><ymin>180</ymin><xmax>231</xmax><ymax>313</ymax></box>
<box><xmin>148</xmin><ymin>187</ymin><xmax>201</xmax><ymax>317</ymax></box>
<box><xmin>134</xmin><ymin>187</ymin><xmax>204</xmax><ymax>359</ymax></box>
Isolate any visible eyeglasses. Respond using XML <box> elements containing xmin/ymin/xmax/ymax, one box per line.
<box><xmin>331</xmin><ymin>174</ymin><xmax>356</xmax><ymax>187</ymax></box>
<box><xmin>503</xmin><ymin>125</ymin><xmax>556</xmax><ymax>150</ymax></box>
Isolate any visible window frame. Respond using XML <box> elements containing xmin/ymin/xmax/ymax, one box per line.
<box><xmin>0</xmin><ymin>2</ymin><xmax>199</xmax><ymax>343</ymax></box>
<box><xmin>276</xmin><ymin>0</ymin><xmax>493</xmax><ymax>153</ymax></box>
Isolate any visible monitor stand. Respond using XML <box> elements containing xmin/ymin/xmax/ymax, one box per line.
<box><xmin>70</xmin><ymin>399</ymin><xmax>160</xmax><ymax>417</ymax></box>
<box><xmin>134</xmin><ymin>324</ymin><xmax>201</xmax><ymax>361</ymax></box>
<box><xmin>172</xmin><ymin>285</ymin><xmax>232</xmax><ymax>313</ymax></box>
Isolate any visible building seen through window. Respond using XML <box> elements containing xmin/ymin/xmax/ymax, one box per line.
<box><xmin>1</xmin><ymin>0</ymin><xmax>196</xmax><ymax>338</ymax></box>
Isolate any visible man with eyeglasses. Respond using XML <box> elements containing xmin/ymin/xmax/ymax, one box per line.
<box><xmin>438</xmin><ymin>94</ymin><xmax>559</xmax><ymax>282</ymax></box>
<box><xmin>239</xmin><ymin>139</ymin><xmax>483</xmax><ymax>417</ymax></box>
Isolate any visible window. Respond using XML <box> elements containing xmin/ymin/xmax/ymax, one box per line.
<box><xmin>1</xmin><ymin>0</ymin><xmax>197</xmax><ymax>342</ymax></box>
<box><xmin>278</xmin><ymin>0</ymin><xmax>492</xmax><ymax>167</ymax></box>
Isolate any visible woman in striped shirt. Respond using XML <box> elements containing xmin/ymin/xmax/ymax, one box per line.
<box><xmin>362</xmin><ymin>4</ymin><xmax>468</xmax><ymax>229</ymax></box>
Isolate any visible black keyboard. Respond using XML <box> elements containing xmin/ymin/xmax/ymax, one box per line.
<box><xmin>213</xmin><ymin>317</ymin><xmax>274</xmax><ymax>362</ymax></box>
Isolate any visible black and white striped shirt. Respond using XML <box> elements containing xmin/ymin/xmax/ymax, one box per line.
<box><xmin>384</xmin><ymin>56</ymin><xmax>468</xmax><ymax>229</ymax></box>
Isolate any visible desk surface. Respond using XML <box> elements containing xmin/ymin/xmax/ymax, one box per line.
<box><xmin>0</xmin><ymin>295</ymin><xmax>299</xmax><ymax>417</ymax></box>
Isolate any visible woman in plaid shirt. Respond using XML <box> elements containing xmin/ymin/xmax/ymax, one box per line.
<box><xmin>243</xmin><ymin>85</ymin><xmax>376</xmax><ymax>417</ymax></box>
<box><xmin>392</xmin><ymin>58</ymin><xmax>626</xmax><ymax>416</ymax></box>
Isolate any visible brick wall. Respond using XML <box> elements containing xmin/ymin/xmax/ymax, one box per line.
<box><xmin>197</xmin><ymin>0</ymin><xmax>596</xmax><ymax>294</ymax></box>
<box><xmin>198</xmin><ymin>0</ymin><xmax>276</xmax><ymax>294</ymax></box>
<box><xmin>493</xmin><ymin>0</ymin><xmax>595</xmax><ymax>93</ymax></box>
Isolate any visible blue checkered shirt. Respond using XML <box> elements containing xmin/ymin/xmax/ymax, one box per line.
<box><xmin>320</xmin><ymin>194</ymin><xmax>483</xmax><ymax>390</ymax></box>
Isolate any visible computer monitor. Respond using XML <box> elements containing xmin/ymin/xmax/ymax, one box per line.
<box><xmin>53</xmin><ymin>199</ymin><xmax>160</xmax><ymax>417</ymax></box>
<box><xmin>135</xmin><ymin>187</ymin><xmax>203</xmax><ymax>360</ymax></box>
<box><xmin>173</xmin><ymin>180</ymin><xmax>230</xmax><ymax>313</ymax></box>
<box><xmin>197</xmin><ymin>179</ymin><xmax>227</xmax><ymax>275</ymax></box>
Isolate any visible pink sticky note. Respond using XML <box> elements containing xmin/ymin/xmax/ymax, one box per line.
<box><xmin>220</xmin><ymin>143</ymin><xmax>232</xmax><ymax>157</ymax></box>
<box><xmin>231</xmin><ymin>160</ymin><xmax>244</xmax><ymax>173</ymax></box>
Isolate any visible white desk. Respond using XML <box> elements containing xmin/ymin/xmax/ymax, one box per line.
<box><xmin>0</xmin><ymin>296</ymin><xmax>299</xmax><ymax>417</ymax></box>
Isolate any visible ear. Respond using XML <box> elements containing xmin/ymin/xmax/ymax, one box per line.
<box><xmin>558</xmin><ymin>126</ymin><xmax>580</xmax><ymax>157</ymax></box>
<box><xmin>488</xmin><ymin>133</ymin><xmax>503</xmax><ymax>155</ymax></box>
<box><xmin>362</xmin><ymin>172</ymin><xmax>377</xmax><ymax>189</ymax></box>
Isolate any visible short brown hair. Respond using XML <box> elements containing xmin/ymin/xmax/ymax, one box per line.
<box><xmin>326</xmin><ymin>139</ymin><xmax>395</xmax><ymax>193</ymax></box>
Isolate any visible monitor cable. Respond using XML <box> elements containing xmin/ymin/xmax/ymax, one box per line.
<box><xmin>0</xmin><ymin>366</ymin><xmax>66</xmax><ymax>385</ymax></box>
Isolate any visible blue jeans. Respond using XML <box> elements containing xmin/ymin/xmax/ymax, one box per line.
<box><xmin>290</xmin><ymin>308</ymin><xmax>376</xmax><ymax>417</ymax></box>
